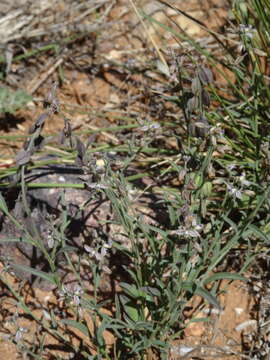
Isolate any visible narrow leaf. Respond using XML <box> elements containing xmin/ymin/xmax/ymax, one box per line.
<box><xmin>248</xmin><ymin>224</ymin><xmax>270</xmax><ymax>243</ymax></box>
<box><xmin>0</xmin><ymin>237</ymin><xmax>26</xmax><ymax>243</ymax></box>
<box><xmin>61</xmin><ymin>319</ymin><xmax>89</xmax><ymax>337</ymax></box>
<box><xmin>124</xmin><ymin>304</ymin><xmax>140</xmax><ymax>322</ymax></box>
<box><xmin>195</xmin><ymin>286</ymin><xmax>221</xmax><ymax>310</ymax></box>
<box><xmin>120</xmin><ymin>282</ymin><xmax>147</xmax><ymax>299</ymax></box>
<box><xmin>10</xmin><ymin>263</ymin><xmax>57</xmax><ymax>285</ymax></box>
<box><xmin>0</xmin><ymin>192</ymin><xmax>8</xmax><ymax>213</ymax></box>
<box><xmin>203</xmin><ymin>272</ymin><xmax>247</xmax><ymax>285</ymax></box>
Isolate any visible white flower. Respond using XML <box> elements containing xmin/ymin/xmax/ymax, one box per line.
<box><xmin>43</xmin><ymin>310</ymin><xmax>51</xmax><ymax>321</ymax></box>
<box><xmin>86</xmin><ymin>183</ymin><xmax>108</xmax><ymax>189</ymax></box>
<box><xmin>239</xmin><ymin>172</ymin><xmax>251</xmax><ymax>187</ymax></box>
<box><xmin>84</xmin><ymin>245</ymin><xmax>96</xmax><ymax>257</ymax></box>
<box><xmin>191</xmin><ymin>218</ymin><xmax>203</xmax><ymax>232</ymax></box>
<box><xmin>171</xmin><ymin>215</ymin><xmax>203</xmax><ymax>239</ymax></box>
<box><xmin>226</xmin><ymin>182</ymin><xmax>242</xmax><ymax>200</ymax></box>
<box><xmin>210</xmin><ymin>123</ymin><xmax>225</xmax><ymax>146</ymax></box>
<box><xmin>58</xmin><ymin>284</ymin><xmax>84</xmax><ymax>307</ymax></box>
<box><xmin>47</xmin><ymin>232</ymin><xmax>54</xmax><ymax>249</ymax></box>
<box><xmin>73</xmin><ymin>285</ymin><xmax>83</xmax><ymax>306</ymax></box>
<box><xmin>84</xmin><ymin>240</ymin><xmax>112</xmax><ymax>262</ymax></box>
<box><xmin>227</xmin><ymin>164</ymin><xmax>236</xmax><ymax>171</ymax></box>
<box><xmin>95</xmin><ymin>246</ymin><xmax>108</xmax><ymax>261</ymax></box>
<box><xmin>58</xmin><ymin>285</ymin><xmax>68</xmax><ymax>301</ymax></box>
<box><xmin>172</xmin><ymin>227</ymin><xmax>200</xmax><ymax>238</ymax></box>
<box><xmin>239</xmin><ymin>24</ymin><xmax>255</xmax><ymax>39</ymax></box>
<box><xmin>210</xmin><ymin>123</ymin><xmax>224</xmax><ymax>137</ymax></box>
<box><xmin>15</xmin><ymin>327</ymin><xmax>28</xmax><ymax>343</ymax></box>
<box><xmin>140</xmin><ymin>122</ymin><xmax>160</xmax><ymax>132</ymax></box>
<box><xmin>103</xmin><ymin>239</ymin><xmax>113</xmax><ymax>249</ymax></box>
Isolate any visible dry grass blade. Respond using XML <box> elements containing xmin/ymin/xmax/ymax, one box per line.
<box><xmin>27</xmin><ymin>58</ymin><xmax>63</xmax><ymax>95</ymax></box>
<box><xmin>129</xmin><ymin>0</ymin><xmax>169</xmax><ymax>71</ymax></box>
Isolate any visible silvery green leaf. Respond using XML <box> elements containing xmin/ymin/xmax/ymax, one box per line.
<box><xmin>0</xmin><ymin>88</ymin><xmax>32</xmax><ymax>114</ymax></box>
<box><xmin>195</xmin><ymin>286</ymin><xmax>221</xmax><ymax>310</ymax></box>
<box><xmin>10</xmin><ymin>263</ymin><xmax>57</xmax><ymax>286</ymax></box>
<box><xmin>61</xmin><ymin>319</ymin><xmax>90</xmax><ymax>337</ymax></box>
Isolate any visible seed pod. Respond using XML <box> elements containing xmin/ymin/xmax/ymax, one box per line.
<box><xmin>28</xmin><ymin>113</ymin><xmax>48</xmax><ymax>134</ymax></box>
<box><xmin>202</xmin><ymin>89</ymin><xmax>210</xmax><ymax>107</ymax></box>
<box><xmin>15</xmin><ymin>148</ymin><xmax>32</xmax><ymax>166</ymax></box>
<box><xmin>75</xmin><ymin>137</ymin><xmax>86</xmax><ymax>166</ymax></box>
<box><xmin>198</xmin><ymin>67</ymin><xmax>214</xmax><ymax>85</ymax></box>
<box><xmin>187</xmin><ymin>96</ymin><xmax>199</xmax><ymax>113</ymax></box>
<box><xmin>191</xmin><ymin>76</ymin><xmax>202</xmax><ymax>96</ymax></box>
<box><xmin>194</xmin><ymin>115</ymin><xmax>210</xmax><ymax>138</ymax></box>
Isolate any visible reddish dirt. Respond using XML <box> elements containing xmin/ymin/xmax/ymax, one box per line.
<box><xmin>0</xmin><ymin>271</ymin><xmax>256</xmax><ymax>359</ymax></box>
<box><xmin>0</xmin><ymin>262</ymin><xmax>115</xmax><ymax>359</ymax></box>
<box><xmin>175</xmin><ymin>280</ymin><xmax>254</xmax><ymax>359</ymax></box>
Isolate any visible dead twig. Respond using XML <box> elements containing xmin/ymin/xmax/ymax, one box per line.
<box><xmin>27</xmin><ymin>58</ymin><xmax>64</xmax><ymax>95</ymax></box>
